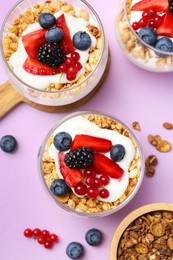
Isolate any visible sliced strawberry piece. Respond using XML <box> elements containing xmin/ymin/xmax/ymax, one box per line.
<box><xmin>56</xmin><ymin>14</ymin><xmax>75</xmax><ymax>54</ymax></box>
<box><xmin>93</xmin><ymin>153</ymin><xmax>124</xmax><ymax>179</ymax></box>
<box><xmin>131</xmin><ymin>0</ymin><xmax>169</xmax><ymax>12</ymax></box>
<box><xmin>71</xmin><ymin>134</ymin><xmax>112</xmax><ymax>153</ymax></box>
<box><xmin>59</xmin><ymin>152</ymin><xmax>83</xmax><ymax>187</ymax></box>
<box><xmin>23</xmin><ymin>56</ymin><xmax>60</xmax><ymax>75</ymax></box>
<box><xmin>22</xmin><ymin>29</ymin><xmax>47</xmax><ymax>59</ymax></box>
<box><xmin>156</xmin><ymin>12</ymin><xmax>173</xmax><ymax>37</ymax></box>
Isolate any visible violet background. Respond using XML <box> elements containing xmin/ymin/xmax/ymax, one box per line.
<box><xmin>0</xmin><ymin>0</ymin><xmax>173</xmax><ymax>259</ymax></box>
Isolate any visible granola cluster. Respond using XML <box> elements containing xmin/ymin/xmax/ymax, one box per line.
<box><xmin>118</xmin><ymin>210</ymin><xmax>173</xmax><ymax>259</ymax></box>
<box><xmin>3</xmin><ymin>0</ymin><xmax>102</xmax><ymax>91</ymax></box>
<box><xmin>42</xmin><ymin>114</ymin><xmax>142</xmax><ymax>214</ymax></box>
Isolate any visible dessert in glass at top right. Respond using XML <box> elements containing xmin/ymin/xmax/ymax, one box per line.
<box><xmin>115</xmin><ymin>0</ymin><xmax>173</xmax><ymax>72</ymax></box>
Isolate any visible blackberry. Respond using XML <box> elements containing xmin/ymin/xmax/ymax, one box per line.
<box><xmin>168</xmin><ymin>0</ymin><xmax>173</xmax><ymax>13</ymax></box>
<box><xmin>64</xmin><ymin>146</ymin><xmax>94</xmax><ymax>169</ymax></box>
<box><xmin>37</xmin><ymin>42</ymin><xmax>65</xmax><ymax>68</ymax></box>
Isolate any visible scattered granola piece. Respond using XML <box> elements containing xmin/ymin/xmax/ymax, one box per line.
<box><xmin>132</xmin><ymin>121</ymin><xmax>141</xmax><ymax>131</ymax></box>
<box><xmin>163</xmin><ymin>122</ymin><xmax>173</xmax><ymax>130</ymax></box>
<box><xmin>145</xmin><ymin>155</ymin><xmax>158</xmax><ymax>177</ymax></box>
<box><xmin>148</xmin><ymin>134</ymin><xmax>172</xmax><ymax>152</ymax></box>
<box><xmin>145</xmin><ymin>165</ymin><xmax>155</xmax><ymax>177</ymax></box>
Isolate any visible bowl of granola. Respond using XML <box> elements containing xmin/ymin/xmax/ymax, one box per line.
<box><xmin>110</xmin><ymin>203</ymin><xmax>173</xmax><ymax>259</ymax></box>
<box><xmin>0</xmin><ymin>0</ymin><xmax>108</xmax><ymax>106</ymax></box>
<box><xmin>38</xmin><ymin>111</ymin><xmax>144</xmax><ymax>217</ymax></box>
<box><xmin>115</xmin><ymin>0</ymin><xmax>173</xmax><ymax>72</ymax></box>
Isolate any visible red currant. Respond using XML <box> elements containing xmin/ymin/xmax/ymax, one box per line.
<box><xmin>41</xmin><ymin>230</ymin><xmax>50</xmax><ymax>239</ymax></box>
<box><xmin>75</xmin><ymin>61</ymin><xmax>82</xmax><ymax>71</ymax></box>
<box><xmin>33</xmin><ymin>228</ymin><xmax>41</xmax><ymax>237</ymax></box>
<box><xmin>83</xmin><ymin>168</ymin><xmax>96</xmax><ymax>178</ymax></box>
<box><xmin>142</xmin><ymin>10</ymin><xmax>150</xmax><ymax>20</ymax></box>
<box><xmin>132</xmin><ymin>21</ymin><xmax>140</xmax><ymax>31</ymax></box>
<box><xmin>99</xmin><ymin>174</ymin><xmax>110</xmax><ymax>186</ymax></box>
<box><xmin>85</xmin><ymin>176</ymin><xmax>95</xmax><ymax>186</ymax></box>
<box><xmin>37</xmin><ymin>236</ymin><xmax>46</xmax><ymax>245</ymax></box>
<box><xmin>87</xmin><ymin>186</ymin><xmax>99</xmax><ymax>199</ymax></box>
<box><xmin>148</xmin><ymin>9</ymin><xmax>156</xmax><ymax>18</ymax></box>
<box><xmin>67</xmin><ymin>66</ymin><xmax>78</xmax><ymax>76</ymax></box>
<box><xmin>153</xmin><ymin>15</ymin><xmax>163</xmax><ymax>27</ymax></box>
<box><xmin>94</xmin><ymin>178</ymin><xmax>102</xmax><ymax>188</ymax></box>
<box><xmin>138</xmin><ymin>18</ymin><xmax>148</xmax><ymax>28</ymax></box>
<box><xmin>65</xmin><ymin>57</ymin><xmax>75</xmax><ymax>66</ymax></box>
<box><xmin>148</xmin><ymin>19</ymin><xmax>155</xmax><ymax>27</ymax></box>
<box><xmin>44</xmin><ymin>240</ymin><xmax>53</xmax><ymax>249</ymax></box>
<box><xmin>99</xmin><ymin>189</ymin><xmax>110</xmax><ymax>199</ymax></box>
<box><xmin>58</xmin><ymin>63</ymin><xmax>67</xmax><ymax>73</ymax></box>
<box><xmin>71</xmin><ymin>52</ymin><xmax>80</xmax><ymax>61</ymax></box>
<box><xmin>74</xmin><ymin>182</ymin><xmax>87</xmax><ymax>196</ymax></box>
<box><xmin>66</xmin><ymin>73</ymin><xmax>76</xmax><ymax>81</ymax></box>
<box><xmin>24</xmin><ymin>228</ymin><xmax>33</xmax><ymax>238</ymax></box>
<box><xmin>49</xmin><ymin>234</ymin><xmax>58</xmax><ymax>243</ymax></box>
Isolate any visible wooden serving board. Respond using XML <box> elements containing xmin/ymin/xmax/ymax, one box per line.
<box><xmin>0</xmin><ymin>55</ymin><xmax>110</xmax><ymax>119</ymax></box>
<box><xmin>110</xmin><ymin>203</ymin><xmax>173</xmax><ymax>260</ymax></box>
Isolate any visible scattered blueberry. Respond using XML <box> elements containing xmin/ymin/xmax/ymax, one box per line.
<box><xmin>155</xmin><ymin>37</ymin><xmax>173</xmax><ymax>57</ymax></box>
<box><xmin>0</xmin><ymin>135</ymin><xmax>17</xmax><ymax>153</ymax></box>
<box><xmin>66</xmin><ymin>242</ymin><xmax>84</xmax><ymax>259</ymax></box>
<box><xmin>38</xmin><ymin>13</ymin><xmax>56</xmax><ymax>29</ymax></box>
<box><xmin>50</xmin><ymin>179</ymin><xmax>70</xmax><ymax>196</ymax></box>
<box><xmin>45</xmin><ymin>28</ymin><xmax>64</xmax><ymax>43</ymax></box>
<box><xmin>73</xmin><ymin>31</ymin><xmax>91</xmax><ymax>51</ymax></box>
<box><xmin>110</xmin><ymin>144</ymin><xmax>126</xmax><ymax>162</ymax></box>
<box><xmin>85</xmin><ymin>228</ymin><xmax>102</xmax><ymax>246</ymax></box>
<box><xmin>53</xmin><ymin>132</ymin><xmax>72</xmax><ymax>151</ymax></box>
<box><xmin>138</xmin><ymin>27</ymin><xmax>157</xmax><ymax>46</ymax></box>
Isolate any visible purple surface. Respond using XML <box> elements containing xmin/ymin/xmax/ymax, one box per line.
<box><xmin>0</xmin><ymin>0</ymin><xmax>173</xmax><ymax>259</ymax></box>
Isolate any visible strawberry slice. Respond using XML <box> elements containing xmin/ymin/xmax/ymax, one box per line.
<box><xmin>59</xmin><ymin>152</ymin><xmax>83</xmax><ymax>187</ymax></box>
<box><xmin>156</xmin><ymin>12</ymin><xmax>173</xmax><ymax>37</ymax></box>
<box><xmin>71</xmin><ymin>134</ymin><xmax>112</xmax><ymax>153</ymax></box>
<box><xmin>93</xmin><ymin>153</ymin><xmax>124</xmax><ymax>179</ymax></box>
<box><xmin>23</xmin><ymin>56</ymin><xmax>60</xmax><ymax>75</ymax></box>
<box><xmin>56</xmin><ymin>14</ymin><xmax>75</xmax><ymax>54</ymax></box>
<box><xmin>22</xmin><ymin>29</ymin><xmax>47</xmax><ymax>59</ymax></box>
<box><xmin>131</xmin><ymin>0</ymin><xmax>169</xmax><ymax>12</ymax></box>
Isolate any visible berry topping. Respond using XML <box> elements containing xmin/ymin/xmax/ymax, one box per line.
<box><xmin>58</xmin><ymin>63</ymin><xmax>67</xmax><ymax>73</ymax></box>
<box><xmin>85</xmin><ymin>176</ymin><xmax>95</xmax><ymax>186</ymax></box>
<box><xmin>22</xmin><ymin>29</ymin><xmax>47</xmax><ymax>59</ymax></box>
<box><xmin>64</xmin><ymin>146</ymin><xmax>94</xmax><ymax>169</ymax></box>
<box><xmin>59</xmin><ymin>152</ymin><xmax>83</xmax><ymax>187</ymax></box>
<box><xmin>23</xmin><ymin>56</ymin><xmax>59</xmax><ymax>75</ymax></box>
<box><xmin>71</xmin><ymin>134</ymin><xmax>112</xmax><ymax>153</ymax></box>
<box><xmin>74</xmin><ymin>182</ymin><xmax>87</xmax><ymax>196</ymax></box>
<box><xmin>93</xmin><ymin>178</ymin><xmax>102</xmax><ymax>188</ymax></box>
<box><xmin>71</xmin><ymin>51</ymin><xmax>80</xmax><ymax>61</ymax></box>
<box><xmin>50</xmin><ymin>179</ymin><xmax>70</xmax><ymax>196</ymax></box>
<box><xmin>38</xmin><ymin>13</ymin><xmax>56</xmax><ymax>29</ymax></box>
<box><xmin>85</xmin><ymin>229</ymin><xmax>102</xmax><ymax>246</ymax></box>
<box><xmin>99</xmin><ymin>174</ymin><xmax>110</xmax><ymax>186</ymax></box>
<box><xmin>131</xmin><ymin>0</ymin><xmax>169</xmax><ymax>12</ymax></box>
<box><xmin>138</xmin><ymin>27</ymin><xmax>157</xmax><ymax>46</ymax></box>
<box><xmin>156</xmin><ymin>12</ymin><xmax>173</xmax><ymax>38</ymax></box>
<box><xmin>24</xmin><ymin>228</ymin><xmax>33</xmax><ymax>238</ymax></box>
<box><xmin>0</xmin><ymin>135</ymin><xmax>17</xmax><ymax>153</ymax></box>
<box><xmin>37</xmin><ymin>42</ymin><xmax>65</xmax><ymax>68</ymax></box>
<box><xmin>56</xmin><ymin>14</ymin><xmax>75</xmax><ymax>54</ymax></box>
<box><xmin>132</xmin><ymin>21</ymin><xmax>140</xmax><ymax>30</ymax></box>
<box><xmin>110</xmin><ymin>144</ymin><xmax>126</xmax><ymax>162</ymax></box>
<box><xmin>83</xmin><ymin>167</ymin><xmax>96</xmax><ymax>178</ymax></box>
<box><xmin>53</xmin><ymin>132</ymin><xmax>72</xmax><ymax>151</ymax></box>
<box><xmin>45</xmin><ymin>28</ymin><xmax>64</xmax><ymax>43</ymax></box>
<box><xmin>99</xmin><ymin>188</ymin><xmax>110</xmax><ymax>199</ymax></box>
<box><xmin>93</xmin><ymin>153</ymin><xmax>124</xmax><ymax>179</ymax></box>
<box><xmin>86</xmin><ymin>186</ymin><xmax>99</xmax><ymax>199</ymax></box>
<box><xmin>73</xmin><ymin>31</ymin><xmax>91</xmax><ymax>51</ymax></box>
<box><xmin>66</xmin><ymin>242</ymin><xmax>84</xmax><ymax>259</ymax></box>
<box><xmin>139</xmin><ymin>17</ymin><xmax>148</xmax><ymax>28</ymax></box>
<box><xmin>142</xmin><ymin>9</ymin><xmax>156</xmax><ymax>19</ymax></box>
<box><xmin>155</xmin><ymin>37</ymin><xmax>173</xmax><ymax>57</ymax></box>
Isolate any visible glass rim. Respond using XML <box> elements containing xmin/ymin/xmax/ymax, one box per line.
<box><xmin>0</xmin><ymin>0</ymin><xmax>106</xmax><ymax>94</ymax></box>
<box><xmin>37</xmin><ymin>110</ymin><xmax>145</xmax><ymax>217</ymax></box>
<box><xmin>124</xmin><ymin>0</ymin><xmax>173</xmax><ymax>57</ymax></box>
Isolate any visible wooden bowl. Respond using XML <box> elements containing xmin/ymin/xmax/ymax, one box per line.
<box><xmin>110</xmin><ymin>203</ymin><xmax>173</xmax><ymax>260</ymax></box>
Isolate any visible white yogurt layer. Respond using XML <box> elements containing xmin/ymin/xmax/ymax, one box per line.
<box><xmin>48</xmin><ymin>116</ymin><xmax>137</xmax><ymax>203</ymax></box>
<box><xmin>9</xmin><ymin>11</ymin><xmax>97</xmax><ymax>90</ymax></box>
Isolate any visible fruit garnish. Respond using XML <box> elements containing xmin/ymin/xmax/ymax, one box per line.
<box><xmin>86</xmin><ymin>185</ymin><xmax>99</xmax><ymax>199</ymax></box>
<box><xmin>93</xmin><ymin>153</ymin><xmax>124</xmax><ymax>179</ymax></box>
<box><xmin>0</xmin><ymin>135</ymin><xmax>17</xmax><ymax>153</ymax></box>
<box><xmin>71</xmin><ymin>134</ymin><xmax>112</xmax><ymax>152</ymax></box>
<box><xmin>23</xmin><ymin>56</ymin><xmax>60</xmax><ymax>75</ymax></box>
<box><xmin>45</xmin><ymin>27</ymin><xmax>64</xmax><ymax>43</ymax></box>
<box><xmin>85</xmin><ymin>228</ymin><xmax>102</xmax><ymax>246</ymax></box>
<box><xmin>59</xmin><ymin>152</ymin><xmax>83</xmax><ymax>187</ymax></box>
<box><xmin>73</xmin><ymin>31</ymin><xmax>91</xmax><ymax>51</ymax></box>
<box><xmin>66</xmin><ymin>242</ymin><xmax>84</xmax><ymax>259</ymax></box>
<box><xmin>131</xmin><ymin>0</ymin><xmax>169</xmax><ymax>12</ymax></box>
<box><xmin>53</xmin><ymin>132</ymin><xmax>72</xmax><ymax>151</ymax></box>
<box><xmin>110</xmin><ymin>144</ymin><xmax>126</xmax><ymax>162</ymax></box>
<box><xmin>156</xmin><ymin>12</ymin><xmax>173</xmax><ymax>38</ymax></box>
<box><xmin>138</xmin><ymin>27</ymin><xmax>157</xmax><ymax>45</ymax></box>
<box><xmin>22</xmin><ymin>29</ymin><xmax>47</xmax><ymax>59</ymax></box>
<box><xmin>56</xmin><ymin>14</ymin><xmax>75</xmax><ymax>54</ymax></box>
<box><xmin>155</xmin><ymin>37</ymin><xmax>173</xmax><ymax>57</ymax></box>
<box><xmin>99</xmin><ymin>188</ymin><xmax>110</xmax><ymax>199</ymax></box>
<box><xmin>39</xmin><ymin>13</ymin><xmax>56</xmax><ymax>29</ymax></box>
<box><xmin>74</xmin><ymin>182</ymin><xmax>87</xmax><ymax>196</ymax></box>
<box><xmin>50</xmin><ymin>179</ymin><xmax>70</xmax><ymax>196</ymax></box>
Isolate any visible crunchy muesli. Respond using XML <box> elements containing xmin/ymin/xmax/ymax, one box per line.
<box><xmin>148</xmin><ymin>134</ymin><xmax>172</xmax><ymax>152</ymax></box>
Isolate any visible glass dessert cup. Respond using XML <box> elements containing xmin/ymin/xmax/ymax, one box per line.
<box><xmin>110</xmin><ymin>203</ymin><xmax>173</xmax><ymax>259</ymax></box>
<box><xmin>38</xmin><ymin>111</ymin><xmax>144</xmax><ymax>217</ymax></box>
<box><xmin>115</xmin><ymin>0</ymin><xmax>173</xmax><ymax>72</ymax></box>
<box><xmin>0</xmin><ymin>0</ymin><xmax>108</xmax><ymax>106</ymax></box>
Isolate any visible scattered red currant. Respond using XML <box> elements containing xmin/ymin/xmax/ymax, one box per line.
<box><xmin>24</xmin><ymin>228</ymin><xmax>33</xmax><ymax>238</ymax></box>
<box><xmin>99</xmin><ymin>174</ymin><xmax>110</xmax><ymax>186</ymax></box>
<box><xmin>44</xmin><ymin>240</ymin><xmax>53</xmax><ymax>249</ymax></box>
<box><xmin>33</xmin><ymin>228</ymin><xmax>41</xmax><ymax>237</ymax></box>
<box><xmin>41</xmin><ymin>230</ymin><xmax>50</xmax><ymax>239</ymax></box>
<box><xmin>74</xmin><ymin>182</ymin><xmax>87</xmax><ymax>196</ymax></box>
<box><xmin>37</xmin><ymin>236</ymin><xmax>45</xmax><ymax>245</ymax></box>
<box><xmin>49</xmin><ymin>234</ymin><xmax>58</xmax><ymax>243</ymax></box>
<box><xmin>87</xmin><ymin>186</ymin><xmax>99</xmax><ymax>199</ymax></box>
<box><xmin>99</xmin><ymin>189</ymin><xmax>110</xmax><ymax>199</ymax></box>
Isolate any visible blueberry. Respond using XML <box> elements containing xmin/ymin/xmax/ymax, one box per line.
<box><xmin>50</xmin><ymin>179</ymin><xmax>70</xmax><ymax>196</ymax></box>
<box><xmin>73</xmin><ymin>31</ymin><xmax>91</xmax><ymax>51</ymax></box>
<box><xmin>110</xmin><ymin>144</ymin><xmax>125</xmax><ymax>162</ymax></box>
<box><xmin>45</xmin><ymin>28</ymin><xmax>64</xmax><ymax>43</ymax></box>
<box><xmin>0</xmin><ymin>135</ymin><xmax>17</xmax><ymax>153</ymax></box>
<box><xmin>155</xmin><ymin>37</ymin><xmax>173</xmax><ymax>57</ymax></box>
<box><xmin>85</xmin><ymin>228</ymin><xmax>102</xmax><ymax>246</ymax></box>
<box><xmin>38</xmin><ymin>13</ymin><xmax>56</xmax><ymax>29</ymax></box>
<box><xmin>53</xmin><ymin>132</ymin><xmax>72</xmax><ymax>151</ymax></box>
<box><xmin>66</xmin><ymin>242</ymin><xmax>84</xmax><ymax>259</ymax></box>
<box><xmin>138</xmin><ymin>27</ymin><xmax>157</xmax><ymax>46</ymax></box>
